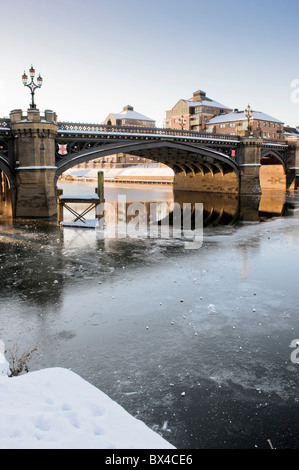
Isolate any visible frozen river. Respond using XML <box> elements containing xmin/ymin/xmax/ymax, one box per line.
<box><xmin>0</xmin><ymin>182</ymin><xmax>299</xmax><ymax>449</ymax></box>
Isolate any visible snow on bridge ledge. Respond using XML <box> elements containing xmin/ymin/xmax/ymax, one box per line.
<box><xmin>0</xmin><ymin>367</ymin><xmax>175</xmax><ymax>449</ymax></box>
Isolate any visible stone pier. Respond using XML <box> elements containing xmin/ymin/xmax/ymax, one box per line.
<box><xmin>285</xmin><ymin>135</ymin><xmax>299</xmax><ymax>190</ymax></box>
<box><xmin>10</xmin><ymin>108</ymin><xmax>58</xmax><ymax>218</ymax></box>
<box><xmin>238</xmin><ymin>135</ymin><xmax>262</xmax><ymax>195</ymax></box>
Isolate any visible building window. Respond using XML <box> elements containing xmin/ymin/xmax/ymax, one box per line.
<box><xmin>229</xmin><ymin>123</ymin><xmax>235</xmax><ymax>128</ymax></box>
<box><xmin>220</xmin><ymin>124</ymin><xmax>226</xmax><ymax>128</ymax></box>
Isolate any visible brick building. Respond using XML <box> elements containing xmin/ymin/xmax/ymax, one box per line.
<box><xmin>100</xmin><ymin>105</ymin><xmax>156</xmax><ymax>167</ymax></box>
<box><xmin>103</xmin><ymin>105</ymin><xmax>155</xmax><ymax>128</ymax></box>
<box><xmin>205</xmin><ymin>109</ymin><xmax>285</xmax><ymax>140</ymax></box>
<box><xmin>165</xmin><ymin>89</ymin><xmax>232</xmax><ymax>131</ymax></box>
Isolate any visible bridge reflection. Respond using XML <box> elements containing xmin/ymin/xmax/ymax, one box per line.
<box><xmin>96</xmin><ymin>191</ymin><xmax>293</xmax><ymax>231</ymax></box>
<box><xmin>176</xmin><ymin>191</ymin><xmax>293</xmax><ymax>224</ymax></box>
<box><xmin>0</xmin><ymin>185</ymin><xmax>293</xmax><ymax>227</ymax></box>
<box><xmin>0</xmin><ymin>188</ymin><xmax>294</xmax><ymax>310</ymax></box>
<box><xmin>0</xmin><ymin>188</ymin><xmax>12</xmax><ymax>219</ymax></box>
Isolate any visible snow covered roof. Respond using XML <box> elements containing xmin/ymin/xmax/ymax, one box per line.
<box><xmin>206</xmin><ymin>110</ymin><xmax>284</xmax><ymax>125</ymax></box>
<box><xmin>110</xmin><ymin>106</ymin><xmax>155</xmax><ymax>122</ymax></box>
<box><xmin>283</xmin><ymin>126</ymin><xmax>299</xmax><ymax>135</ymax></box>
<box><xmin>183</xmin><ymin>99</ymin><xmax>232</xmax><ymax>110</ymax></box>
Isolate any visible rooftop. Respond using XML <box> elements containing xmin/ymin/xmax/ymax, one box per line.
<box><xmin>110</xmin><ymin>105</ymin><xmax>155</xmax><ymax>122</ymax></box>
<box><xmin>206</xmin><ymin>110</ymin><xmax>284</xmax><ymax>125</ymax></box>
<box><xmin>183</xmin><ymin>99</ymin><xmax>232</xmax><ymax>110</ymax></box>
<box><xmin>283</xmin><ymin>126</ymin><xmax>299</xmax><ymax>135</ymax></box>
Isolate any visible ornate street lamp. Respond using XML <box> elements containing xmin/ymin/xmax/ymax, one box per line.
<box><xmin>22</xmin><ymin>65</ymin><xmax>43</xmax><ymax>109</ymax></box>
<box><xmin>244</xmin><ymin>104</ymin><xmax>253</xmax><ymax>134</ymax></box>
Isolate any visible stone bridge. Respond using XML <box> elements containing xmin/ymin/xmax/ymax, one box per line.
<box><xmin>0</xmin><ymin>108</ymin><xmax>298</xmax><ymax>218</ymax></box>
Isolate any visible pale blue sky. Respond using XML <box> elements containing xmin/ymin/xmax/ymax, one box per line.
<box><xmin>1</xmin><ymin>0</ymin><xmax>299</xmax><ymax>126</ymax></box>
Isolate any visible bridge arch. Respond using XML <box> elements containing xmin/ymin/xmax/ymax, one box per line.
<box><xmin>261</xmin><ymin>149</ymin><xmax>286</xmax><ymax>170</ymax></box>
<box><xmin>55</xmin><ymin>140</ymin><xmax>239</xmax><ymax>187</ymax></box>
<box><xmin>260</xmin><ymin>149</ymin><xmax>286</xmax><ymax>191</ymax></box>
<box><xmin>0</xmin><ymin>155</ymin><xmax>15</xmax><ymax>189</ymax></box>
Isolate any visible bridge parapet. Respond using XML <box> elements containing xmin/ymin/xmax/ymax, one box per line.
<box><xmin>58</xmin><ymin>122</ymin><xmax>241</xmax><ymax>141</ymax></box>
<box><xmin>0</xmin><ymin>118</ymin><xmax>11</xmax><ymax>132</ymax></box>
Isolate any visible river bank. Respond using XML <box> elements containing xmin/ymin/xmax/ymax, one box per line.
<box><xmin>60</xmin><ymin>167</ymin><xmax>174</xmax><ymax>186</ymax></box>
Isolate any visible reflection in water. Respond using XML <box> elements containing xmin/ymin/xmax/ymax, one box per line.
<box><xmin>93</xmin><ymin>190</ymin><xmax>294</xmax><ymax>232</ymax></box>
<box><xmin>0</xmin><ymin>190</ymin><xmax>12</xmax><ymax>220</ymax></box>
<box><xmin>174</xmin><ymin>191</ymin><xmax>239</xmax><ymax>226</ymax></box>
<box><xmin>0</xmin><ymin>186</ymin><xmax>294</xmax><ymax>230</ymax></box>
<box><xmin>173</xmin><ymin>191</ymin><xmax>293</xmax><ymax>226</ymax></box>
<box><xmin>0</xmin><ymin>185</ymin><xmax>295</xmax><ymax>308</ymax></box>
<box><xmin>258</xmin><ymin>193</ymin><xmax>287</xmax><ymax>219</ymax></box>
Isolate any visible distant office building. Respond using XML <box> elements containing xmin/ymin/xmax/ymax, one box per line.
<box><xmin>165</xmin><ymin>89</ymin><xmax>232</xmax><ymax>131</ymax></box>
<box><xmin>101</xmin><ymin>105</ymin><xmax>156</xmax><ymax>167</ymax></box>
<box><xmin>206</xmin><ymin>109</ymin><xmax>284</xmax><ymax>140</ymax></box>
<box><xmin>103</xmin><ymin>105</ymin><xmax>156</xmax><ymax>128</ymax></box>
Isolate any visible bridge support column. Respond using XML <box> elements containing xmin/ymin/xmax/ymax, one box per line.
<box><xmin>238</xmin><ymin>136</ymin><xmax>262</xmax><ymax>195</ymax></box>
<box><xmin>10</xmin><ymin>108</ymin><xmax>58</xmax><ymax>218</ymax></box>
<box><xmin>285</xmin><ymin>136</ymin><xmax>299</xmax><ymax>190</ymax></box>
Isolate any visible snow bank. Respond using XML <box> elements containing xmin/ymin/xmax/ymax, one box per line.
<box><xmin>63</xmin><ymin>167</ymin><xmax>174</xmax><ymax>179</ymax></box>
<box><xmin>0</xmin><ymin>367</ymin><xmax>175</xmax><ymax>449</ymax></box>
<box><xmin>0</xmin><ymin>351</ymin><xmax>10</xmax><ymax>377</ymax></box>
<box><xmin>102</xmin><ymin>168</ymin><xmax>174</xmax><ymax>177</ymax></box>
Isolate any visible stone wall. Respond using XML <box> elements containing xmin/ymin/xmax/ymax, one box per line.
<box><xmin>173</xmin><ymin>171</ymin><xmax>238</xmax><ymax>193</ymax></box>
<box><xmin>259</xmin><ymin>164</ymin><xmax>286</xmax><ymax>191</ymax></box>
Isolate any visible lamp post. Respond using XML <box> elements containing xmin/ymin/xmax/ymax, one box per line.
<box><xmin>22</xmin><ymin>65</ymin><xmax>43</xmax><ymax>109</ymax></box>
<box><xmin>244</xmin><ymin>104</ymin><xmax>253</xmax><ymax>135</ymax></box>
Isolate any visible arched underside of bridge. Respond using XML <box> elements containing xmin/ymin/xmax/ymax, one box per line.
<box><xmin>0</xmin><ymin>155</ymin><xmax>14</xmax><ymax>217</ymax></box>
<box><xmin>55</xmin><ymin>141</ymin><xmax>240</xmax><ymax>194</ymax></box>
<box><xmin>0</xmin><ymin>155</ymin><xmax>15</xmax><ymax>189</ymax></box>
<box><xmin>260</xmin><ymin>149</ymin><xmax>286</xmax><ymax>192</ymax></box>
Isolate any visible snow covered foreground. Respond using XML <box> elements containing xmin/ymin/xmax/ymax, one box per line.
<box><xmin>0</xmin><ymin>361</ymin><xmax>175</xmax><ymax>449</ymax></box>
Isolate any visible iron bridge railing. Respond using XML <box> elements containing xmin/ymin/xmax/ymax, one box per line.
<box><xmin>0</xmin><ymin>117</ymin><xmax>287</xmax><ymax>147</ymax></box>
<box><xmin>0</xmin><ymin>118</ymin><xmax>10</xmax><ymax>130</ymax></box>
<box><xmin>57</xmin><ymin>122</ymin><xmax>241</xmax><ymax>141</ymax></box>
<box><xmin>262</xmin><ymin>138</ymin><xmax>288</xmax><ymax>147</ymax></box>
